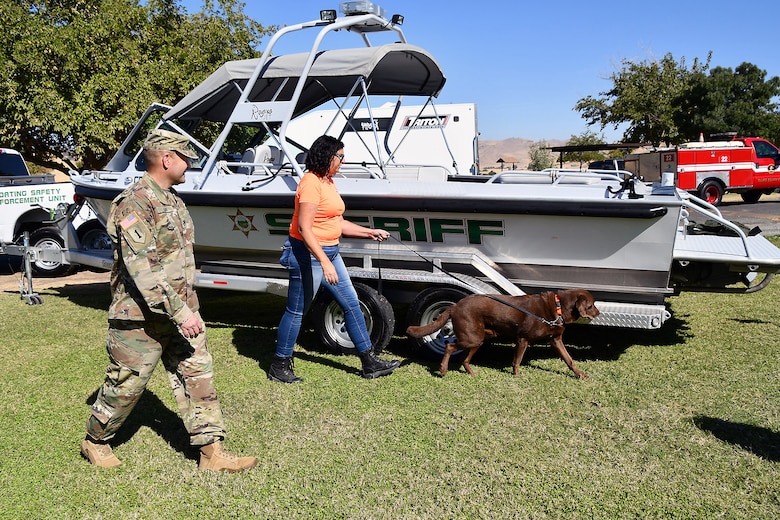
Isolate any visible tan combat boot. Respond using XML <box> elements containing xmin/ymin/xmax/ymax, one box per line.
<box><xmin>198</xmin><ymin>441</ymin><xmax>258</xmax><ymax>472</ymax></box>
<box><xmin>81</xmin><ymin>438</ymin><xmax>121</xmax><ymax>467</ymax></box>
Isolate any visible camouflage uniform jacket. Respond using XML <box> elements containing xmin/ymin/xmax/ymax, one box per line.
<box><xmin>107</xmin><ymin>173</ymin><xmax>199</xmax><ymax>325</ymax></box>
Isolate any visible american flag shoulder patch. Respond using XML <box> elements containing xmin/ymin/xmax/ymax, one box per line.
<box><xmin>119</xmin><ymin>211</ymin><xmax>149</xmax><ymax>247</ymax></box>
<box><xmin>120</xmin><ymin>213</ymin><xmax>139</xmax><ymax>230</ymax></box>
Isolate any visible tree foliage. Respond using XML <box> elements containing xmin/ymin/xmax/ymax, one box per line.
<box><xmin>575</xmin><ymin>52</ymin><xmax>780</xmax><ymax>147</ymax></box>
<box><xmin>574</xmin><ymin>53</ymin><xmax>710</xmax><ymax>146</ymax></box>
<box><xmin>527</xmin><ymin>140</ymin><xmax>555</xmax><ymax>171</ymax></box>
<box><xmin>675</xmin><ymin>62</ymin><xmax>780</xmax><ymax>143</ymax></box>
<box><xmin>560</xmin><ymin>130</ymin><xmax>606</xmax><ymax>168</ymax></box>
<box><xmin>0</xmin><ymin>0</ymin><xmax>273</xmax><ymax>171</ymax></box>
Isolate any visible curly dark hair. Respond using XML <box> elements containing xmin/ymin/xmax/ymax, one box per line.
<box><xmin>305</xmin><ymin>135</ymin><xmax>344</xmax><ymax>177</ymax></box>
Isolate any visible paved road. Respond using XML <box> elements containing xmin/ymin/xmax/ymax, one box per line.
<box><xmin>718</xmin><ymin>193</ymin><xmax>780</xmax><ymax>237</ymax></box>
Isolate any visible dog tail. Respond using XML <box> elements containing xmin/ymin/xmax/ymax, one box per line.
<box><xmin>405</xmin><ymin>307</ymin><xmax>453</xmax><ymax>338</ymax></box>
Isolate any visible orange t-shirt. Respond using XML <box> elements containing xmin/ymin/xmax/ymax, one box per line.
<box><xmin>289</xmin><ymin>172</ymin><xmax>345</xmax><ymax>246</ymax></box>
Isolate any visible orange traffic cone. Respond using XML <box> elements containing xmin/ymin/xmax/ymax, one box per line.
<box><xmin>699</xmin><ymin>132</ymin><xmax>704</xmax><ymax>142</ymax></box>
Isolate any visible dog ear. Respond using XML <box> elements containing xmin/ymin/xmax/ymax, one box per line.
<box><xmin>573</xmin><ymin>294</ymin><xmax>588</xmax><ymax>320</ymax></box>
<box><xmin>575</xmin><ymin>292</ymin><xmax>598</xmax><ymax>319</ymax></box>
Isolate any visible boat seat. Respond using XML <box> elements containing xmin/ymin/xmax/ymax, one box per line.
<box><xmin>267</xmin><ymin>145</ymin><xmax>282</xmax><ymax>164</ymax></box>
<box><xmin>237</xmin><ymin>144</ymin><xmax>274</xmax><ymax>174</ymax></box>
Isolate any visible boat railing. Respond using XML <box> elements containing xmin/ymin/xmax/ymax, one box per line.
<box><xmin>216</xmin><ymin>158</ymin><xmax>302</xmax><ymax>177</ymax></box>
<box><xmin>333</xmin><ymin>164</ymin><xmax>384</xmax><ymax>179</ymax></box>
<box><xmin>485</xmin><ymin>169</ymin><xmax>621</xmax><ymax>185</ymax></box>
<box><xmin>584</xmin><ymin>168</ymin><xmax>635</xmax><ymax>180</ymax></box>
<box><xmin>545</xmin><ymin>168</ymin><xmax>626</xmax><ymax>182</ymax></box>
<box><xmin>333</xmin><ymin>163</ymin><xmax>451</xmax><ymax>181</ymax></box>
<box><xmin>677</xmin><ymin>190</ymin><xmax>757</xmax><ymax>259</ymax></box>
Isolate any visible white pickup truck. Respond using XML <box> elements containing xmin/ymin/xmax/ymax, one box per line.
<box><xmin>0</xmin><ymin>147</ymin><xmax>106</xmax><ymax>278</ymax></box>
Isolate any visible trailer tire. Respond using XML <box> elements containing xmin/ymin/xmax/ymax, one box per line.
<box><xmin>28</xmin><ymin>227</ymin><xmax>73</xmax><ymax>277</ymax></box>
<box><xmin>698</xmin><ymin>180</ymin><xmax>724</xmax><ymax>206</ymax></box>
<box><xmin>311</xmin><ymin>282</ymin><xmax>395</xmax><ymax>355</ymax></box>
<box><xmin>740</xmin><ymin>190</ymin><xmax>762</xmax><ymax>204</ymax></box>
<box><xmin>405</xmin><ymin>287</ymin><xmax>470</xmax><ymax>360</ymax></box>
<box><xmin>77</xmin><ymin>220</ymin><xmax>111</xmax><ymax>249</ymax></box>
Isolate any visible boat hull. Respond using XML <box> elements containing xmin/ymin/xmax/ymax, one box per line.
<box><xmin>73</xmin><ymin>172</ymin><xmax>681</xmax><ymax>305</ymax></box>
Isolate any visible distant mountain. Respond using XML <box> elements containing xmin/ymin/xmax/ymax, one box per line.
<box><xmin>478</xmin><ymin>137</ymin><xmax>568</xmax><ymax>171</ymax></box>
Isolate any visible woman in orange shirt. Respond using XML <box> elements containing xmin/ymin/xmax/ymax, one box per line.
<box><xmin>270</xmin><ymin>135</ymin><xmax>400</xmax><ymax>383</ymax></box>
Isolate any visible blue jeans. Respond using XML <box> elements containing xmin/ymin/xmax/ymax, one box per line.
<box><xmin>275</xmin><ymin>237</ymin><xmax>372</xmax><ymax>357</ymax></box>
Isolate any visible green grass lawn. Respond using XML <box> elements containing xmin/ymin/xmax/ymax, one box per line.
<box><xmin>1</xmin><ymin>243</ymin><xmax>779</xmax><ymax>519</ymax></box>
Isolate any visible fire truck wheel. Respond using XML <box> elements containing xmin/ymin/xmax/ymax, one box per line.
<box><xmin>740</xmin><ymin>190</ymin><xmax>762</xmax><ymax>204</ymax></box>
<box><xmin>311</xmin><ymin>282</ymin><xmax>395</xmax><ymax>355</ymax></box>
<box><xmin>27</xmin><ymin>227</ymin><xmax>74</xmax><ymax>277</ymax></box>
<box><xmin>405</xmin><ymin>286</ymin><xmax>470</xmax><ymax>360</ymax></box>
<box><xmin>699</xmin><ymin>180</ymin><xmax>724</xmax><ymax>206</ymax></box>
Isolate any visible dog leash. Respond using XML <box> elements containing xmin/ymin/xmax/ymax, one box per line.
<box><xmin>376</xmin><ymin>238</ymin><xmax>382</xmax><ymax>295</ymax></box>
<box><xmin>383</xmin><ymin>235</ymin><xmax>564</xmax><ymax>327</ymax></box>
<box><xmin>481</xmin><ymin>293</ymin><xmax>564</xmax><ymax>328</ymax></box>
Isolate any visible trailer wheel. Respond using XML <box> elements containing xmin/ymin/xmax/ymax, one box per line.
<box><xmin>27</xmin><ymin>227</ymin><xmax>73</xmax><ymax>277</ymax></box>
<box><xmin>311</xmin><ymin>282</ymin><xmax>395</xmax><ymax>355</ymax></box>
<box><xmin>740</xmin><ymin>190</ymin><xmax>762</xmax><ymax>204</ymax></box>
<box><xmin>405</xmin><ymin>287</ymin><xmax>470</xmax><ymax>359</ymax></box>
<box><xmin>698</xmin><ymin>180</ymin><xmax>724</xmax><ymax>206</ymax></box>
<box><xmin>77</xmin><ymin>220</ymin><xmax>111</xmax><ymax>249</ymax></box>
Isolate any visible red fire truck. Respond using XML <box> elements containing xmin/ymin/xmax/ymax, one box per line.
<box><xmin>624</xmin><ymin>134</ymin><xmax>780</xmax><ymax>205</ymax></box>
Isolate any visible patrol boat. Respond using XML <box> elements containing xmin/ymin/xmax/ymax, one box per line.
<box><xmin>67</xmin><ymin>3</ymin><xmax>780</xmax><ymax>355</ymax></box>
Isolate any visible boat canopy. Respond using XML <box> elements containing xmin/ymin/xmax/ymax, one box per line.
<box><xmin>165</xmin><ymin>43</ymin><xmax>446</xmax><ymax>123</ymax></box>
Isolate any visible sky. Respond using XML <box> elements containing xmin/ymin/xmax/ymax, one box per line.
<box><xmin>178</xmin><ymin>0</ymin><xmax>779</xmax><ymax>143</ymax></box>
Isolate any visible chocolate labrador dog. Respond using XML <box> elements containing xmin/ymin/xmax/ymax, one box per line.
<box><xmin>406</xmin><ymin>289</ymin><xmax>599</xmax><ymax>378</ymax></box>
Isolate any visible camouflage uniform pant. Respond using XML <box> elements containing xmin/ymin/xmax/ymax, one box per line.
<box><xmin>86</xmin><ymin>312</ymin><xmax>226</xmax><ymax>446</ymax></box>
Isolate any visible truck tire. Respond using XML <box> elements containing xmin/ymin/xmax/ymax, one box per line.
<box><xmin>405</xmin><ymin>287</ymin><xmax>470</xmax><ymax>360</ymax></box>
<box><xmin>698</xmin><ymin>180</ymin><xmax>724</xmax><ymax>206</ymax></box>
<box><xmin>740</xmin><ymin>190</ymin><xmax>762</xmax><ymax>204</ymax></box>
<box><xmin>311</xmin><ymin>282</ymin><xmax>395</xmax><ymax>355</ymax></box>
<box><xmin>27</xmin><ymin>227</ymin><xmax>73</xmax><ymax>277</ymax></box>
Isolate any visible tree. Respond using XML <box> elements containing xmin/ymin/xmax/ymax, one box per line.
<box><xmin>574</xmin><ymin>52</ymin><xmax>710</xmax><ymax>146</ymax></box>
<box><xmin>527</xmin><ymin>140</ymin><xmax>554</xmax><ymax>171</ymax></box>
<box><xmin>0</xmin><ymin>0</ymin><xmax>274</xmax><ymax>172</ymax></box>
<box><xmin>560</xmin><ymin>130</ymin><xmax>607</xmax><ymax>169</ymax></box>
<box><xmin>675</xmin><ymin>63</ymin><xmax>780</xmax><ymax>143</ymax></box>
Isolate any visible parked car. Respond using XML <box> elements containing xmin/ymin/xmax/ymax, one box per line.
<box><xmin>1</xmin><ymin>147</ymin><xmax>107</xmax><ymax>276</ymax></box>
<box><xmin>588</xmin><ymin>158</ymin><xmax>625</xmax><ymax>171</ymax></box>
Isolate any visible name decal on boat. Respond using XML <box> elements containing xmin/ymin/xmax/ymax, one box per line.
<box><xmin>264</xmin><ymin>213</ymin><xmax>503</xmax><ymax>244</ymax></box>
<box><xmin>347</xmin><ymin>117</ymin><xmax>391</xmax><ymax>132</ymax></box>
<box><xmin>401</xmin><ymin>115</ymin><xmax>450</xmax><ymax>130</ymax></box>
<box><xmin>250</xmin><ymin>105</ymin><xmax>273</xmax><ymax>121</ymax></box>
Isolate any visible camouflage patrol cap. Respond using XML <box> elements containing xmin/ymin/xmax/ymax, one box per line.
<box><xmin>143</xmin><ymin>129</ymin><xmax>198</xmax><ymax>159</ymax></box>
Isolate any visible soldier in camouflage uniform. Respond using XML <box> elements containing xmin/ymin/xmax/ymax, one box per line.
<box><xmin>81</xmin><ymin>129</ymin><xmax>257</xmax><ymax>472</ymax></box>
